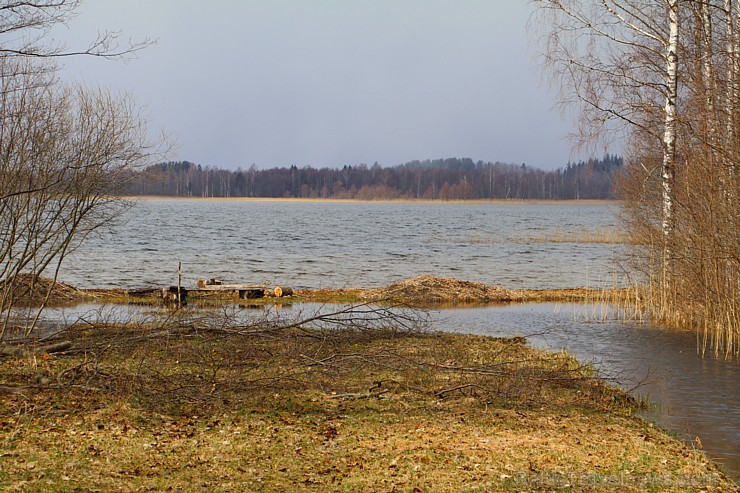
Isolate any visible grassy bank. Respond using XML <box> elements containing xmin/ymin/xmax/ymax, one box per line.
<box><xmin>0</xmin><ymin>316</ymin><xmax>734</xmax><ymax>492</ymax></box>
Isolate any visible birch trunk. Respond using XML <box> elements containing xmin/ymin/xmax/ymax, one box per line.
<box><xmin>725</xmin><ymin>0</ymin><xmax>738</xmax><ymax>177</ymax></box>
<box><xmin>661</xmin><ymin>0</ymin><xmax>680</xmax><ymax>266</ymax></box>
<box><xmin>701</xmin><ymin>0</ymin><xmax>717</xmax><ymax>150</ymax></box>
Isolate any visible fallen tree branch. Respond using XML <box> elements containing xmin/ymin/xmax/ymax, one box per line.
<box><xmin>1</xmin><ymin>340</ymin><xmax>73</xmax><ymax>357</ymax></box>
<box><xmin>435</xmin><ymin>383</ymin><xmax>478</xmax><ymax>398</ymax></box>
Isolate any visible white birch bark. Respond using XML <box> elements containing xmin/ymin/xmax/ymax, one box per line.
<box><xmin>725</xmin><ymin>0</ymin><xmax>738</xmax><ymax>169</ymax></box>
<box><xmin>726</xmin><ymin>0</ymin><xmax>736</xmax><ymax>102</ymax></box>
<box><xmin>702</xmin><ymin>0</ymin><xmax>717</xmax><ymax>149</ymax></box>
<box><xmin>661</xmin><ymin>0</ymin><xmax>680</xmax><ymax>251</ymax></box>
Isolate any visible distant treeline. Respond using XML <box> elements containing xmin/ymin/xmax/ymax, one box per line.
<box><xmin>125</xmin><ymin>155</ymin><xmax>623</xmax><ymax>200</ymax></box>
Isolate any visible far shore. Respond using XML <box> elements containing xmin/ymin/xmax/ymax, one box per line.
<box><xmin>122</xmin><ymin>195</ymin><xmax>619</xmax><ymax>206</ymax></box>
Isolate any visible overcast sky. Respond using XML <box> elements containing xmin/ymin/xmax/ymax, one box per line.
<box><xmin>55</xmin><ymin>1</ymin><xmax>590</xmax><ymax>170</ymax></box>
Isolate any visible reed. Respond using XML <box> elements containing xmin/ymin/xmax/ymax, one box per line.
<box><xmin>613</xmin><ymin>129</ymin><xmax>739</xmax><ymax>359</ymax></box>
<box><xmin>613</xmin><ymin>239</ymin><xmax>739</xmax><ymax>358</ymax></box>
<box><xmin>514</xmin><ymin>228</ymin><xmax>628</xmax><ymax>245</ymax></box>
<box><xmin>463</xmin><ymin>228</ymin><xmax>628</xmax><ymax>245</ymax></box>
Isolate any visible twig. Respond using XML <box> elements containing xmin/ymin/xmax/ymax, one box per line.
<box><xmin>435</xmin><ymin>384</ymin><xmax>478</xmax><ymax>398</ymax></box>
<box><xmin>329</xmin><ymin>389</ymin><xmax>390</xmax><ymax>400</ymax></box>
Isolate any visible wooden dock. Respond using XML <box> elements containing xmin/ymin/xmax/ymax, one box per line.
<box><xmin>161</xmin><ymin>278</ymin><xmax>293</xmax><ymax>304</ymax></box>
<box><xmin>195</xmin><ymin>282</ymin><xmax>270</xmax><ymax>299</ymax></box>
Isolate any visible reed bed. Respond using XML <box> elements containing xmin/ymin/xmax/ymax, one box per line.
<box><xmin>514</xmin><ymin>228</ymin><xmax>627</xmax><ymax>245</ymax></box>
<box><xmin>456</xmin><ymin>228</ymin><xmax>628</xmax><ymax>246</ymax></box>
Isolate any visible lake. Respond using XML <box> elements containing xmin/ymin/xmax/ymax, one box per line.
<box><xmin>61</xmin><ymin>199</ymin><xmax>625</xmax><ymax>290</ymax></box>
<box><xmin>50</xmin><ymin>199</ymin><xmax>737</xmax><ymax>480</ymax></box>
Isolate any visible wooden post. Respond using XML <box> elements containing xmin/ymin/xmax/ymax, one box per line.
<box><xmin>177</xmin><ymin>261</ymin><xmax>182</xmax><ymax>307</ymax></box>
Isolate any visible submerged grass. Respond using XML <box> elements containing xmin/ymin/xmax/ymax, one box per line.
<box><xmin>513</xmin><ymin>228</ymin><xmax>628</xmax><ymax>245</ymax></box>
<box><xmin>457</xmin><ymin>227</ymin><xmax>627</xmax><ymax>246</ymax></box>
<box><xmin>0</xmin><ymin>317</ymin><xmax>735</xmax><ymax>492</ymax></box>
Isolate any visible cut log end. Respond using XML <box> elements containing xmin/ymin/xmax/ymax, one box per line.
<box><xmin>273</xmin><ymin>286</ymin><xmax>294</xmax><ymax>298</ymax></box>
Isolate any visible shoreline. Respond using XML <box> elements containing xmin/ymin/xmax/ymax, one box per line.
<box><xmin>70</xmin><ymin>282</ymin><xmax>639</xmax><ymax>307</ymax></box>
<box><xmin>1</xmin><ymin>324</ymin><xmax>735</xmax><ymax>491</ymax></box>
<box><xmin>2</xmin><ymin>276</ymin><xmax>737</xmax><ymax>489</ymax></box>
<box><xmin>121</xmin><ymin>195</ymin><xmax>619</xmax><ymax>206</ymax></box>
<box><xmin>10</xmin><ymin>275</ymin><xmax>639</xmax><ymax>307</ymax></box>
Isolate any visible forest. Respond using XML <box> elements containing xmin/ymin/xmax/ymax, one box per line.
<box><xmin>124</xmin><ymin>155</ymin><xmax>623</xmax><ymax>200</ymax></box>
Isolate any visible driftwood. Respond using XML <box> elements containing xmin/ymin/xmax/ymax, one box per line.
<box><xmin>197</xmin><ymin>278</ymin><xmax>223</xmax><ymax>288</ymax></box>
<box><xmin>1</xmin><ymin>340</ymin><xmax>73</xmax><ymax>357</ymax></box>
<box><xmin>197</xmin><ymin>284</ymin><xmax>267</xmax><ymax>291</ymax></box>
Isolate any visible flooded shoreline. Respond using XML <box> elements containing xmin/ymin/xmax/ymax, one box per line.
<box><xmin>5</xmin><ymin>295</ymin><xmax>738</xmax><ymax>481</ymax></box>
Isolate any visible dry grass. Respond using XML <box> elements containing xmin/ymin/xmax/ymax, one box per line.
<box><xmin>514</xmin><ymin>228</ymin><xmax>627</xmax><ymax>245</ymax></box>
<box><xmin>1</xmin><ymin>274</ymin><xmax>94</xmax><ymax>307</ymax></box>
<box><xmin>461</xmin><ymin>227</ymin><xmax>627</xmax><ymax>245</ymax></box>
<box><xmin>360</xmin><ymin>276</ymin><xmax>524</xmax><ymax>305</ymax></box>
<box><xmin>0</xmin><ymin>318</ymin><xmax>735</xmax><ymax>492</ymax></box>
<box><xmin>295</xmin><ymin>276</ymin><xmax>636</xmax><ymax>308</ymax></box>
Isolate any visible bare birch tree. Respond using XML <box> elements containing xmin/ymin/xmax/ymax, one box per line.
<box><xmin>534</xmin><ymin>0</ymin><xmax>739</xmax><ymax>355</ymax></box>
<box><xmin>534</xmin><ymin>0</ymin><xmax>680</xmax><ymax>243</ymax></box>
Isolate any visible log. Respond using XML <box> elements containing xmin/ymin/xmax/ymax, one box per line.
<box><xmin>273</xmin><ymin>286</ymin><xmax>294</xmax><ymax>298</ymax></box>
<box><xmin>197</xmin><ymin>278</ymin><xmax>222</xmax><ymax>288</ymax></box>
<box><xmin>198</xmin><ymin>283</ymin><xmax>266</xmax><ymax>291</ymax></box>
<box><xmin>1</xmin><ymin>341</ymin><xmax>73</xmax><ymax>358</ymax></box>
<box><xmin>41</xmin><ymin>341</ymin><xmax>73</xmax><ymax>354</ymax></box>
<box><xmin>239</xmin><ymin>288</ymin><xmax>265</xmax><ymax>299</ymax></box>
<box><xmin>1</xmin><ymin>346</ymin><xmax>23</xmax><ymax>357</ymax></box>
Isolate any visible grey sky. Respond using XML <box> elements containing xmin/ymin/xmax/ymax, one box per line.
<box><xmin>56</xmin><ymin>1</ymin><xmax>585</xmax><ymax>170</ymax></box>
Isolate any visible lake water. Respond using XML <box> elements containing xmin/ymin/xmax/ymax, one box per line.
<box><xmin>439</xmin><ymin>303</ymin><xmax>739</xmax><ymax>479</ymax></box>
<box><xmin>46</xmin><ymin>199</ymin><xmax>740</xmax><ymax>480</ymax></box>
<box><xmin>61</xmin><ymin>199</ymin><xmax>625</xmax><ymax>290</ymax></box>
